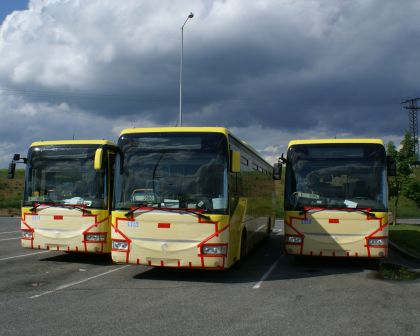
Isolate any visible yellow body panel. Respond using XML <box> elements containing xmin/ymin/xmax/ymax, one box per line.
<box><xmin>284</xmin><ymin>210</ymin><xmax>388</xmax><ymax>258</ymax></box>
<box><xmin>21</xmin><ymin>206</ymin><xmax>111</xmax><ymax>253</ymax></box>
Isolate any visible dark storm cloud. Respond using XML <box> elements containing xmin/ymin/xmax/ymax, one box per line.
<box><xmin>0</xmin><ymin>0</ymin><xmax>419</xmax><ymax>166</ymax></box>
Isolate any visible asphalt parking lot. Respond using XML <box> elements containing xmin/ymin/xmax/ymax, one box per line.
<box><xmin>1</xmin><ymin>217</ymin><xmax>419</xmax><ymax>336</ymax></box>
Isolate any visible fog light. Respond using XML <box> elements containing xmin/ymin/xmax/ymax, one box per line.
<box><xmin>112</xmin><ymin>240</ymin><xmax>129</xmax><ymax>250</ymax></box>
<box><xmin>368</xmin><ymin>238</ymin><xmax>387</xmax><ymax>246</ymax></box>
<box><xmin>85</xmin><ymin>233</ymin><xmax>106</xmax><ymax>242</ymax></box>
<box><xmin>22</xmin><ymin>231</ymin><xmax>33</xmax><ymax>239</ymax></box>
<box><xmin>286</xmin><ymin>235</ymin><xmax>302</xmax><ymax>244</ymax></box>
<box><xmin>202</xmin><ymin>245</ymin><xmax>227</xmax><ymax>255</ymax></box>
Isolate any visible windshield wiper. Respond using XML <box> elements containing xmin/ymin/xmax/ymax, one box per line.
<box><xmin>124</xmin><ymin>205</ymin><xmax>211</xmax><ymax>221</ymax></box>
<box><xmin>30</xmin><ymin>202</ymin><xmax>91</xmax><ymax>214</ymax></box>
<box><xmin>299</xmin><ymin>206</ymin><xmax>376</xmax><ymax>218</ymax></box>
<box><xmin>124</xmin><ymin>204</ymin><xmax>160</xmax><ymax>218</ymax></box>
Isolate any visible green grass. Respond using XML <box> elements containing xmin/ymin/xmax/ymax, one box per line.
<box><xmin>378</xmin><ymin>262</ymin><xmax>420</xmax><ymax>281</ymax></box>
<box><xmin>0</xmin><ymin>169</ymin><xmax>24</xmax><ymax>210</ymax></box>
<box><xmin>389</xmin><ymin>224</ymin><xmax>420</xmax><ymax>256</ymax></box>
<box><xmin>389</xmin><ymin>196</ymin><xmax>420</xmax><ymax>218</ymax></box>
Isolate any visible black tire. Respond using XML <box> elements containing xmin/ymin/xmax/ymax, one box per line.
<box><xmin>240</xmin><ymin>230</ymin><xmax>248</xmax><ymax>260</ymax></box>
<box><xmin>264</xmin><ymin>218</ymin><xmax>271</xmax><ymax>242</ymax></box>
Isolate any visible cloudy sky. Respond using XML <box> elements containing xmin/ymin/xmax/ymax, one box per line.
<box><xmin>0</xmin><ymin>0</ymin><xmax>419</xmax><ymax>167</ymax></box>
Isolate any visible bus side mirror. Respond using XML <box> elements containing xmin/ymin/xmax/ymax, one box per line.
<box><xmin>231</xmin><ymin>150</ymin><xmax>241</xmax><ymax>173</ymax></box>
<box><xmin>387</xmin><ymin>156</ymin><xmax>396</xmax><ymax>177</ymax></box>
<box><xmin>273</xmin><ymin>162</ymin><xmax>282</xmax><ymax>180</ymax></box>
<box><xmin>94</xmin><ymin>148</ymin><xmax>103</xmax><ymax>171</ymax></box>
<box><xmin>7</xmin><ymin>162</ymin><xmax>16</xmax><ymax>179</ymax></box>
<box><xmin>13</xmin><ymin>154</ymin><xmax>20</xmax><ymax>161</ymax></box>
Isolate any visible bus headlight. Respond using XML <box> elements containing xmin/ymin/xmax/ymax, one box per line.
<box><xmin>286</xmin><ymin>235</ymin><xmax>302</xmax><ymax>244</ymax></box>
<box><xmin>85</xmin><ymin>233</ymin><xmax>106</xmax><ymax>242</ymax></box>
<box><xmin>112</xmin><ymin>240</ymin><xmax>129</xmax><ymax>250</ymax></box>
<box><xmin>368</xmin><ymin>238</ymin><xmax>387</xmax><ymax>246</ymax></box>
<box><xmin>202</xmin><ymin>245</ymin><xmax>227</xmax><ymax>256</ymax></box>
<box><xmin>22</xmin><ymin>231</ymin><xmax>33</xmax><ymax>239</ymax></box>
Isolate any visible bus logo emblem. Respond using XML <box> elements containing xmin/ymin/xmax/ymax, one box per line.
<box><xmin>127</xmin><ymin>221</ymin><xmax>139</xmax><ymax>228</ymax></box>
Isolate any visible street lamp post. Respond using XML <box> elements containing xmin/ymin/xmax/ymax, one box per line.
<box><xmin>179</xmin><ymin>12</ymin><xmax>194</xmax><ymax>127</ymax></box>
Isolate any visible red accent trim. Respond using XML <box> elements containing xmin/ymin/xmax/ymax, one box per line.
<box><xmin>285</xmin><ymin>208</ymin><xmax>389</xmax><ymax>258</ymax></box>
<box><xmin>21</xmin><ymin>209</ymin><xmax>109</xmax><ymax>253</ymax></box>
<box><xmin>114</xmin><ymin>209</ymin><xmax>225</xmax><ymax>268</ymax></box>
<box><xmin>365</xmin><ymin>217</ymin><xmax>388</xmax><ymax>257</ymax></box>
<box><xmin>112</xmin><ymin>218</ymin><xmax>133</xmax><ymax>263</ymax></box>
<box><xmin>137</xmin><ymin>259</ymin><xmax>140</xmax><ymax>265</ymax></box>
<box><xmin>355</xmin><ymin>252</ymin><xmax>358</xmax><ymax>257</ymax></box>
<box><xmin>148</xmin><ymin>260</ymin><xmax>152</xmax><ymax>266</ymax></box>
<box><xmin>189</xmin><ymin>262</ymin><xmax>192</xmax><ymax>267</ymax></box>
<box><xmin>329</xmin><ymin>218</ymin><xmax>339</xmax><ymax>224</ymax></box>
<box><xmin>160</xmin><ymin>260</ymin><xmax>164</xmax><ymax>266</ymax></box>
<box><xmin>157</xmin><ymin>223</ymin><xmax>171</xmax><ymax>229</ymax></box>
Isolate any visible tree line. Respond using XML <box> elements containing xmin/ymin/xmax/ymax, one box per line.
<box><xmin>387</xmin><ymin>131</ymin><xmax>420</xmax><ymax>223</ymax></box>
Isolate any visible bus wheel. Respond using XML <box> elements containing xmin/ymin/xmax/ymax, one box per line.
<box><xmin>240</xmin><ymin>230</ymin><xmax>248</xmax><ymax>260</ymax></box>
<box><xmin>264</xmin><ymin>218</ymin><xmax>271</xmax><ymax>242</ymax></box>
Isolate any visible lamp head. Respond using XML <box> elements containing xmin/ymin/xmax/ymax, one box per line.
<box><xmin>188</xmin><ymin>12</ymin><xmax>194</xmax><ymax>19</ymax></box>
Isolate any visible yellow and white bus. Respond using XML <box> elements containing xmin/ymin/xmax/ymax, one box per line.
<box><xmin>281</xmin><ymin>139</ymin><xmax>395</xmax><ymax>258</ymax></box>
<box><xmin>9</xmin><ymin>140</ymin><xmax>116</xmax><ymax>253</ymax></box>
<box><xmin>111</xmin><ymin>127</ymin><xmax>276</xmax><ymax>269</ymax></box>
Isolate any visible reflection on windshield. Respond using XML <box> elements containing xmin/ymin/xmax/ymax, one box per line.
<box><xmin>285</xmin><ymin>144</ymin><xmax>387</xmax><ymax>211</ymax></box>
<box><xmin>24</xmin><ymin>146</ymin><xmax>107</xmax><ymax>209</ymax></box>
<box><xmin>114</xmin><ymin>133</ymin><xmax>228</xmax><ymax>213</ymax></box>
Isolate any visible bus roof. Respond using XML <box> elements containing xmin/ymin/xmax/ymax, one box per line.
<box><xmin>288</xmin><ymin>139</ymin><xmax>384</xmax><ymax>147</ymax></box>
<box><xmin>120</xmin><ymin>127</ymin><xmax>229</xmax><ymax>136</ymax></box>
<box><xmin>120</xmin><ymin>127</ymin><xmax>272</xmax><ymax>167</ymax></box>
<box><xmin>30</xmin><ymin>140</ymin><xmax>116</xmax><ymax>147</ymax></box>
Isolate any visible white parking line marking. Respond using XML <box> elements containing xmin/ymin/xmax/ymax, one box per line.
<box><xmin>0</xmin><ymin>237</ymin><xmax>20</xmax><ymax>241</ymax></box>
<box><xmin>253</xmin><ymin>258</ymin><xmax>280</xmax><ymax>289</ymax></box>
<box><xmin>0</xmin><ymin>231</ymin><xmax>20</xmax><ymax>235</ymax></box>
<box><xmin>29</xmin><ymin>265</ymin><xmax>130</xmax><ymax>299</ymax></box>
<box><xmin>0</xmin><ymin>250</ymin><xmax>51</xmax><ymax>261</ymax></box>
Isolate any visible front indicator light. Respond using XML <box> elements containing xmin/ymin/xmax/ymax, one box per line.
<box><xmin>368</xmin><ymin>238</ymin><xmax>387</xmax><ymax>246</ymax></box>
<box><xmin>286</xmin><ymin>235</ymin><xmax>302</xmax><ymax>244</ymax></box>
<box><xmin>22</xmin><ymin>231</ymin><xmax>33</xmax><ymax>239</ymax></box>
<box><xmin>112</xmin><ymin>240</ymin><xmax>129</xmax><ymax>250</ymax></box>
<box><xmin>85</xmin><ymin>233</ymin><xmax>106</xmax><ymax>242</ymax></box>
<box><xmin>202</xmin><ymin>245</ymin><xmax>227</xmax><ymax>255</ymax></box>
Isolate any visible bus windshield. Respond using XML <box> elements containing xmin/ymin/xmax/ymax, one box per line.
<box><xmin>285</xmin><ymin>143</ymin><xmax>387</xmax><ymax>212</ymax></box>
<box><xmin>114</xmin><ymin>132</ymin><xmax>228</xmax><ymax>213</ymax></box>
<box><xmin>23</xmin><ymin>145</ymin><xmax>107</xmax><ymax>209</ymax></box>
